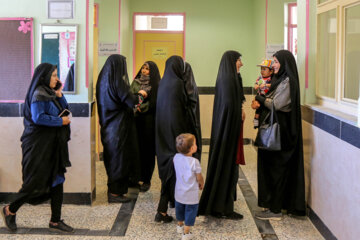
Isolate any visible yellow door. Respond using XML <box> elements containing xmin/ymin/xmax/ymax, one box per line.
<box><xmin>134</xmin><ymin>32</ymin><xmax>184</xmax><ymax>77</ymax></box>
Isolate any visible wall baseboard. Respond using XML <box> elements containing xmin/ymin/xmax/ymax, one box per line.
<box><xmin>308</xmin><ymin>206</ymin><xmax>337</xmax><ymax>240</ymax></box>
<box><xmin>0</xmin><ymin>189</ymin><xmax>95</xmax><ymax>205</ymax></box>
<box><xmin>202</xmin><ymin>138</ymin><xmax>253</xmax><ymax>146</ymax></box>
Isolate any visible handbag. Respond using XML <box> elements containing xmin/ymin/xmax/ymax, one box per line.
<box><xmin>254</xmin><ymin>103</ymin><xmax>281</xmax><ymax>151</ymax></box>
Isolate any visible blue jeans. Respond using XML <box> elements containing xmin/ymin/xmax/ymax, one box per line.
<box><xmin>175</xmin><ymin>201</ymin><xmax>199</xmax><ymax>226</ymax></box>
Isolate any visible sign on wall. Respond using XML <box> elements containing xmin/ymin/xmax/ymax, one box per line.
<box><xmin>48</xmin><ymin>0</ymin><xmax>74</xmax><ymax>19</ymax></box>
<box><xmin>98</xmin><ymin>42</ymin><xmax>118</xmax><ymax>56</ymax></box>
<box><xmin>152</xmin><ymin>47</ymin><xmax>168</xmax><ymax>59</ymax></box>
<box><xmin>266</xmin><ymin>44</ymin><xmax>284</xmax><ymax>59</ymax></box>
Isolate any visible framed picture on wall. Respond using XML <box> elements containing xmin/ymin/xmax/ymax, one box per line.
<box><xmin>48</xmin><ymin>0</ymin><xmax>74</xmax><ymax>19</ymax></box>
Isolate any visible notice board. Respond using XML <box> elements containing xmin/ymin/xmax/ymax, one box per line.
<box><xmin>0</xmin><ymin>18</ymin><xmax>33</xmax><ymax>102</ymax></box>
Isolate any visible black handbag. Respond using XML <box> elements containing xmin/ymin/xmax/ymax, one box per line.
<box><xmin>254</xmin><ymin>103</ymin><xmax>281</xmax><ymax>151</ymax></box>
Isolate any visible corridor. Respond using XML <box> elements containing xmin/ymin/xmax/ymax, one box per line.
<box><xmin>0</xmin><ymin>145</ymin><xmax>323</xmax><ymax>240</ymax></box>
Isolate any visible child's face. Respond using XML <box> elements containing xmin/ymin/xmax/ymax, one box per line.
<box><xmin>260</xmin><ymin>67</ymin><xmax>273</xmax><ymax>78</ymax></box>
<box><xmin>141</xmin><ymin>64</ymin><xmax>150</xmax><ymax>76</ymax></box>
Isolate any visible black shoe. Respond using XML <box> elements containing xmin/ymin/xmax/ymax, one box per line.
<box><xmin>154</xmin><ymin>212</ymin><xmax>173</xmax><ymax>223</ymax></box>
<box><xmin>225</xmin><ymin>211</ymin><xmax>243</xmax><ymax>220</ymax></box>
<box><xmin>49</xmin><ymin>220</ymin><xmax>74</xmax><ymax>233</ymax></box>
<box><xmin>139</xmin><ymin>183</ymin><xmax>151</xmax><ymax>192</ymax></box>
<box><xmin>1</xmin><ymin>206</ymin><xmax>17</xmax><ymax>231</ymax></box>
<box><xmin>108</xmin><ymin>193</ymin><xmax>132</xmax><ymax>203</ymax></box>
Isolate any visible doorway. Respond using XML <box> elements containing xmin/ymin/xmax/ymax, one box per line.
<box><xmin>133</xmin><ymin>13</ymin><xmax>185</xmax><ymax>77</ymax></box>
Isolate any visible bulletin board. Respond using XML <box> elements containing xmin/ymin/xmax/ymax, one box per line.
<box><xmin>0</xmin><ymin>18</ymin><xmax>33</xmax><ymax>102</ymax></box>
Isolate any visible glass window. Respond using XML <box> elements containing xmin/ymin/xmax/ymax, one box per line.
<box><xmin>344</xmin><ymin>4</ymin><xmax>360</xmax><ymax>101</ymax></box>
<box><xmin>135</xmin><ymin>15</ymin><xmax>184</xmax><ymax>31</ymax></box>
<box><xmin>288</xmin><ymin>4</ymin><xmax>297</xmax><ymax>58</ymax></box>
<box><xmin>318</xmin><ymin>9</ymin><xmax>336</xmax><ymax>98</ymax></box>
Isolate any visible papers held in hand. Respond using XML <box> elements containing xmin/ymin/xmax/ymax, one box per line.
<box><xmin>58</xmin><ymin>109</ymin><xmax>71</xmax><ymax>117</ymax></box>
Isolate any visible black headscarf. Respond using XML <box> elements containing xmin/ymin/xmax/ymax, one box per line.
<box><xmin>155</xmin><ymin>55</ymin><xmax>201</xmax><ymax>184</ymax></box>
<box><xmin>23</xmin><ymin>63</ymin><xmax>57</xmax><ymax>127</ymax></box>
<box><xmin>134</xmin><ymin>61</ymin><xmax>161</xmax><ymax>113</ymax></box>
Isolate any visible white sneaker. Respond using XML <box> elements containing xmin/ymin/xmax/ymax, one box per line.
<box><xmin>182</xmin><ymin>232</ymin><xmax>193</xmax><ymax>240</ymax></box>
<box><xmin>176</xmin><ymin>225</ymin><xmax>184</xmax><ymax>234</ymax></box>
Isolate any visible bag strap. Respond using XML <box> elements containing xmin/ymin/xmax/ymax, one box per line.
<box><xmin>259</xmin><ymin>102</ymin><xmax>278</xmax><ymax>126</ymax></box>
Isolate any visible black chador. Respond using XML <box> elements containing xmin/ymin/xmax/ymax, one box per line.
<box><xmin>96</xmin><ymin>54</ymin><xmax>140</xmax><ymax>200</ymax></box>
<box><xmin>198</xmin><ymin>51</ymin><xmax>245</xmax><ymax>218</ymax></box>
<box><xmin>256</xmin><ymin>50</ymin><xmax>306</xmax><ymax>216</ymax></box>
<box><xmin>155</xmin><ymin>56</ymin><xmax>201</xmax><ymax>214</ymax></box>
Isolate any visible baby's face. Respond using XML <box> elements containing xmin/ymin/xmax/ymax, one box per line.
<box><xmin>260</xmin><ymin>67</ymin><xmax>273</xmax><ymax>78</ymax></box>
<box><xmin>141</xmin><ymin>64</ymin><xmax>150</xmax><ymax>76</ymax></box>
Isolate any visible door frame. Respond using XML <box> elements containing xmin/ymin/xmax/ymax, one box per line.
<box><xmin>132</xmin><ymin>12</ymin><xmax>186</xmax><ymax>78</ymax></box>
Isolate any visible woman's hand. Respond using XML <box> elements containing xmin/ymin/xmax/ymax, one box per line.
<box><xmin>242</xmin><ymin>109</ymin><xmax>246</xmax><ymax>121</ymax></box>
<box><xmin>55</xmin><ymin>85</ymin><xmax>63</xmax><ymax>98</ymax></box>
<box><xmin>251</xmin><ymin>99</ymin><xmax>261</xmax><ymax>109</ymax></box>
<box><xmin>62</xmin><ymin>116</ymin><xmax>71</xmax><ymax>125</ymax></box>
<box><xmin>138</xmin><ymin>90</ymin><xmax>148</xmax><ymax>98</ymax></box>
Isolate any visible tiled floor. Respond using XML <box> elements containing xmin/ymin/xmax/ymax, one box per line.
<box><xmin>0</xmin><ymin>145</ymin><xmax>324</xmax><ymax>239</ymax></box>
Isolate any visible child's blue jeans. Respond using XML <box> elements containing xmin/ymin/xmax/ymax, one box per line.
<box><xmin>175</xmin><ymin>201</ymin><xmax>199</xmax><ymax>226</ymax></box>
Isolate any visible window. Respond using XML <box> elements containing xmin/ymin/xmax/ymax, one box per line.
<box><xmin>343</xmin><ymin>4</ymin><xmax>360</xmax><ymax>101</ymax></box>
<box><xmin>287</xmin><ymin>3</ymin><xmax>297</xmax><ymax>58</ymax></box>
<box><xmin>316</xmin><ymin>0</ymin><xmax>360</xmax><ymax>115</ymax></box>
<box><xmin>135</xmin><ymin>14</ymin><xmax>184</xmax><ymax>31</ymax></box>
<box><xmin>317</xmin><ymin>9</ymin><xmax>336</xmax><ymax>98</ymax></box>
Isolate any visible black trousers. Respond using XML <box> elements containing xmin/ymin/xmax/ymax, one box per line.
<box><xmin>108</xmin><ymin>178</ymin><xmax>128</xmax><ymax>195</ymax></box>
<box><xmin>9</xmin><ymin>184</ymin><xmax>64</xmax><ymax>222</ymax></box>
<box><xmin>135</xmin><ymin>113</ymin><xmax>156</xmax><ymax>184</ymax></box>
<box><xmin>157</xmin><ymin>176</ymin><xmax>176</xmax><ymax>213</ymax></box>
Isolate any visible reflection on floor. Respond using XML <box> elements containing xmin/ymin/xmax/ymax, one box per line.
<box><xmin>0</xmin><ymin>145</ymin><xmax>324</xmax><ymax>239</ymax></box>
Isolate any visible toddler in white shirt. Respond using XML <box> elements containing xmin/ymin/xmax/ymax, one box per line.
<box><xmin>173</xmin><ymin>133</ymin><xmax>204</xmax><ymax>240</ymax></box>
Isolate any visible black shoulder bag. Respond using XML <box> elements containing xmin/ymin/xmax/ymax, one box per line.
<box><xmin>254</xmin><ymin>103</ymin><xmax>281</xmax><ymax>151</ymax></box>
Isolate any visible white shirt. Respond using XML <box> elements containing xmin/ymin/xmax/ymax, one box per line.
<box><xmin>173</xmin><ymin>153</ymin><xmax>202</xmax><ymax>205</ymax></box>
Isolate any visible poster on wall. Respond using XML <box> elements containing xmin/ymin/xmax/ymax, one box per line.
<box><xmin>152</xmin><ymin>47</ymin><xmax>168</xmax><ymax>59</ymax></box>
<box><xmin>266</xmin><ymin>44</ymin><xmax>284</xmax><ymax>59</ymax></box>
<box><xmin>48</xmin><ymin>0</ymin><xmax>74</xmax><ymax>19</ymax></box>
<box><xmin>98</xmin><ymin>42</ymin><xmax>118</xmax><ymax>56</ymax></box>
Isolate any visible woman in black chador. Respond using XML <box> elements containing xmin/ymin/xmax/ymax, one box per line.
<box><xmin>96</xmin><ymin>54</ymin><xmax>142</xmax><ymax>203</ymax></box>
<box><xmin>198</xmin><ymin>50</ymin><xmax>245</xmax><ymax>220</ymax></box>
<box><xmin>1</xmin><ymin>63</ymin><xmax>73</xmax><ymax>233</ymax></box>
<box><xmin>130</xmin><ymin>61</ymin><xmax>161</xmax><ymax>192</ymax></box>
<box><xmin>252</xmin><ymin>50</ymin><xmax>305</xmax><ymax>220</ymax></box>
<box><xmin>155</xmin><ymin>56</ymin><xmax>201</xmax><ymax>223</ymax></box>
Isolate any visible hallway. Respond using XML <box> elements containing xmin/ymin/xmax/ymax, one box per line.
<box><xmin>0</xmin><ymin>145</ymin><xmax>324</xmax><ymax>240</ymax></box>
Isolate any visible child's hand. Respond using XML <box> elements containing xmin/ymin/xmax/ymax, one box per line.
<box><xmin>266</xmin><ymin>84</ymin><xmax>271</xmax><ymax>88</ymax></box>
<box><xmin>197</xmin><ymin>173</ymin><xmax>204</xmax><ymax>190</ymax></box>
<box><xmin>254</xmin><ymin>85</ymin><xmax>259</xmax><ymax>90</ymax></box>
<box><xmin>251</xmin><ymin>99</ymin><xmax>260</xmax><ymax>109</ymax></box>
<box><xmin>137</xmin><ymin>107</ymin><xmax>141</xmax><ymax>112</ymax></box>
<box><xmin>260</xmin><ymin>83</ymin><xmax>265</xmax><ymax>89</ymax></box>
<box><xmin>138</xmin><ymin>90</ymin><xmax>148</xmax><ymax>98</ymax></box>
